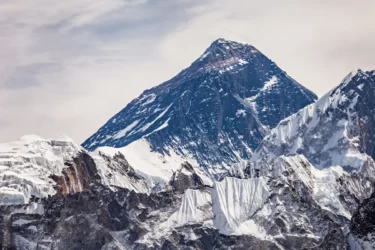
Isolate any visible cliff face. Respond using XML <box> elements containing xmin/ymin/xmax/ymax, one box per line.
<box><xmin>51</xmin><ymin>152</ymin><xmax>100</xmax><ymax>195</ymax></box>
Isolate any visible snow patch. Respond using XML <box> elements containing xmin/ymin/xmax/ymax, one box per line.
<box><xmin>139</xmin><ymin>93</ymin><xmax>156</xmax><ymax>106</ymax></box>
<box><xmin>199</xmin><ymin>52</ymin><xmax>211</xmax><ymax>61</ymax></box>
<box><xmin>236</xmin><ymin>109</ymin><xmax>246</xmax><ymax>117</ymax></box>
<box><xmin>311</xmin><ymin>166</ymin><xmax>351</xmax><ymax>219</ymax></box>
<box><xmin>13</xmin><ymin>219</ymin><xmax>34</xmax><ymax>226</ymax></box>
<box><xmin>113</xmin><ymin>120</ymin><xmax>139</xmax><ymax>139</ymax></box>
<box><xmin>262</xmin><ymin>76</ymin><xmax>278</xmax><ymax>91</ymax></box>
<box><xmin>138</xmin><ymin>103</ymin><xmax>173</xmax><ymax>133</ymax></box>
<box><xmin>238</xmin><ymin>59</ymin><xmax>248</xmax><ymax>65</ymax></box>
<box><xmin>97</xmin><ymin>139</ymin><xmax>212</xmax><ymax>189</ymax></box>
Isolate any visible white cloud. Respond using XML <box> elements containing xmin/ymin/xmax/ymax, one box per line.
<box><xmin>0</xmin><ymin>0</ymin><xmax>374</xmax><ymax>143</ymax></box>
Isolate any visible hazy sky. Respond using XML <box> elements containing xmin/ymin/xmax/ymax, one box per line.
<box><xmin>0</xmin><ymin>0</ymin><xmax>374</xmax><ymax>143</ymax></box>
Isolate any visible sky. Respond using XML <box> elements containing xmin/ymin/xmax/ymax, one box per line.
<box><xmin>0</xmin><ymin>0</ymin><xmax>374</xmax><ymax>143</ymax></box>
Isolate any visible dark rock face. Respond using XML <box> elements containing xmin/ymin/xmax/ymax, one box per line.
<box><xmin>0</xmin><ymin>187</ymin><xmax>162</xmax><ymax>249</ymax></box>
<box><xmin>50</xmin><ymin>152</ymin><xmax>101</xmax><ymax>195</ymax></box>
<box><xmin>157</xmin><ymin>226</ymin><xmax>280</xmax><ymax>250</ymax></box>
<box><xmin>349</xmin><ymin>191</ymin><xmax>375</xmax><ymax>249</ymax></box>
<box><xmin>316</xmin><ymin>228</ymin><xmax>349</xmax><ymax>250</ymax></box>
<box><xmin>168</xmin><ymin>162</ymin><xmax>205</xmax><ymax>193</ymax></box>
<box><xmin>350</xmin><ymin>192</ymin><xmax>375</xmax><ymax>237</ymax></box>
<box><xmin>344</xmin><ymin>70</ymin><xmax>375</xmax><ymax>160</ymax></box>
<box><xmin>82</xmin><ymin>38</ymin><xmax>317</xmax><ymax>171</ymax></box>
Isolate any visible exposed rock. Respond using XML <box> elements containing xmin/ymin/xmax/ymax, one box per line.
<box><xmin>50</xmin><ymin>152</ymin><xmax>100</xmax><ymax>195</ymax></box>
<box><xmin>168</xmin><ymin>162</ymin><xmax>205</xmax><ymax>193</ymax></box>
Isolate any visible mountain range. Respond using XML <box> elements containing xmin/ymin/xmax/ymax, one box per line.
<box><xmin>0</xmin><ymin>39</ymin><xmax>375</xmax><ymax>250</ymax></box>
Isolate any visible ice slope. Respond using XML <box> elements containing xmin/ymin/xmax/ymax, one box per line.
<box><xmin>247</xmin><ymin>70</ymin><xmax>375</xmax><ymax>224</ymax></box>
<box><xmin>141</xmin><ymin>176</ymin><xmax>271</xmax><ymax>245</ymax></box>
<box><xmin>96</xmin><ymin>139</ymin><xmax>189</xmax><ymax>187</ymax></box>
<box><xmin>165</xmin><ymin>189</ymin><xmax>213</xmax><ymax>227</ymax></box>
<box><xmin>239</xmin><ymin>69</ymin><xmax>375</xmax><ymax>247</ymax></box>
<box><xmin>0</xmin><ymin>135</ymin><xmax>149</xmax><ymax>205</ymax></box>
<box><xmin>212</xmin><ymin>177</ymin><xmax>269</xmax><ymax>235</ymax></box>
<box><xmin>159</xmin><ymin>176</ymin><xmax>270</xmax><ymax>237</ymax></box>
<box><xmin>1</xmin><ymin>136</ymin><xmax>370</xmax><ymax>249</ymax></box>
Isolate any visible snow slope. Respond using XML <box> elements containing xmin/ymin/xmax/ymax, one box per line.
<box><xmin>96</xmin><ymin>138</ymin><xmax>213</xmax><ymax>189</ymax></box>
<box><xmin>212</xmin><ymin>177</ymin><xmax>269</xmax><ymax>235</ymax></box>
<box><xmin>91</xmin><ymin>150</ymin><xmax>149</xmax><ymax>194</ymax></box>
<box><xmin>165</xmin><ymin>189</ymin><xmax>213</xmax><ymax>227</ymax></box>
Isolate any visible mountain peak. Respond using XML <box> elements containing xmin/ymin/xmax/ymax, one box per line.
<box><xmin>82</xmin><ymin>39</ymin><xmax>317</xmax><ymax>175</ymax></box>
<box><xmin>252</xmin><ymin>69</ymin><xmax>375</xmax><ymax>171</ymax></box>
<box><xmin>199</xmin><ymin>38</ymin><xmax>257</xmax><ymax>59</ymax></box>
<box><xmin>341</xmin><ymin>68</ymin><xmax>375</xmax><ymax>87</ymax></box>
<box><xmin>192</xmin><ymin>38</ymin><xmax>262</xmax><ymax>76</ymax></box>
<box><xmin>209</xmin><ymin>38</ymin><xmax>248</xmax><ymax>48</ymax></box>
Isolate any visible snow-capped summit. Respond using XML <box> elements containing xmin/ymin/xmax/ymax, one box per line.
<box><xmin>247</xmin><ymin>68</ymin><xmax>375</xmax><ymax>222</ymax></box>
<box><xmin>82</xmin><ymin>38</ymin><xmax>317</xmax><ymax>175</ymax></box>
<box><xmin>251</xmin><ymin>69</ymin><xmax>375</xmax><ymax>171</ymax></box>
<box><xmin>195</xmin><ymin>38</ymin><xmax>256</xmax><ymax>65</ymax></box>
